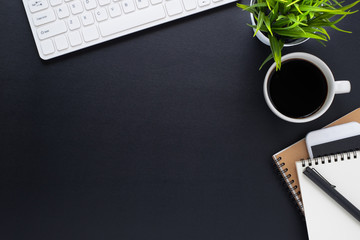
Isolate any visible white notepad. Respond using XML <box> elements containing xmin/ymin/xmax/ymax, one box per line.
<box><xmin>296</xmin><ymin>151</ymin><xmax>360</xmax><ymax>240</ymax></box>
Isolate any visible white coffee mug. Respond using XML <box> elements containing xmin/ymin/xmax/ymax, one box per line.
<box><xmin>264</xmin><ymin>52</ymin><xmax>351</xmax><ymax>123</ymax></box>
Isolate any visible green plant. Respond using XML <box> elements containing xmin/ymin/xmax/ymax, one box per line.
<box><xmin>237</xmin><ymin>0</ymin><xmax>360</xmax><ymax>70</ymax></box>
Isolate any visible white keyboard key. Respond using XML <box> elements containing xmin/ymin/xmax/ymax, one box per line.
<box><xmin>108</xmin><ymin>4</ymin><xmax>121</xmax><ymax>17</ymax></box>
<box><xmin>69</xmin><ymin>0</ymin><xmax>84</xmax><ymax>14</ymax></box>
<box><xmin>50</xmin><ymin>0</ymin><xmax>63</xmax><ymax>6</ymax></box>
<box><xmin>121</xmin><ymin>0</ymin><xmax>136</xmax><ymax>13</ymax></box>
<box><xmin>40</xmin><ymin>39</ymin><xmax>55</xmax><ymax>55</ymax></box>
<box><xmin>54</xmin><ymin>35</ymin><xmax>69</xmax><ymax>50</ymax></box>
<box><xmin>136</xmin><ymin>0</ymin><xmax>149</xmax><ymax>9</ymax></box>
<box><xmin>82</xmin><ymin>25</ymin><xmax>99</xmax><ymax>42</ymax></box>
<box><xmin>67</xmin><ymin>16</ymin><xmax>81</xmax><ymax>30</ymax></box>
<box><xmin>98</xmin><ymin>0</ymin><xmax>111</xmax><ymax>6</ymax></box>
<box><xmin>33</xmin><ymin>9</ymin><xmax>56</xmax><ymax>26</ymax></box>
<box><xmin>99</xmin><ymin>5</ymin><xmax>165</xmax><ymax>36</ymax></box>
<box><xmin>57</xmin><ymin>5</ymin><xmax>70</xmax><ymax>18</ymax></box>
<box><xmin>95</xmin><ymin>8</ymin><xmax>108</xmax><ymax>22</ymax></box>
<box><xmin>29</xmin><ymin>0</ymin><xmax>49</xmax><ymax>13</ymax></box>
<box><xmin>182</xmin><ymin>0</ymin><xmax>196</xmax><ymax>10</ymax></box>
<box><xmin>84</xmin><ymin>0</ymin><xmax>97</xmax><ymax>9</ymax></box>
<box><xmin>198</xmin><ymin>0</ymin><xmax>210</xmax><ymax>6</ymax></box>
<box><xmin>151</xmin><ymin>0</ymin><xmax>162</xmax><ymax>5</ymax></box>
<box><xmin>37</xmin><ymin>21</ymin><xmax>67</xmax><ymax>40</ymax></box>
<box><xmin>165</xmin><ymin>0</ymin><xmax>182</xmax><ymax>16</ymax></box>
<box><xmin>81</xmin><ymin>12</ymin><xmax>94</xmax><ymax>26</ymax></box>
<box><xmin>23</xmin><ymin>0</ymin><xmax>236</xmax><ymax>60</ymax></box>
<box><xmin>68</xmin><ymin>31</ymin><xmax>82</xmax><ymax>46</ymax></box>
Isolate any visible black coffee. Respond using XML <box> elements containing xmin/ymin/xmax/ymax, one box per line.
<box><xmin>268</xmin><ymin>59</ymin><xmax>328</xmax><ymax>119</ymax></box>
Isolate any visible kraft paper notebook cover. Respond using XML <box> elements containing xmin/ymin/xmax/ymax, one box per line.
<box><xmin>296</xmin><ymin>151</ymin><xmax>360</xmax><ymax>240</ymax></box>
<box><xmin>272</xmin><ymin>108</ymin><xmax>360</xmax><ymax>212</ymax></box>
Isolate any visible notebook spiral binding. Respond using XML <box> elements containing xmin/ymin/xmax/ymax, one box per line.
<box><xmin>301</xmin><ymin>149</ymin><xmax>360</xmax><ymax>168</ymax></box>
<box><xmin>274</xmin><ymin>156</ymin><xmax>304</xmax><ymax>212</ymax></box>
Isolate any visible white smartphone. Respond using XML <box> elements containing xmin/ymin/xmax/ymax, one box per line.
<box><xmin>306</xmin><ymin>122</ymin><xmax>360</xmax><ymax>158</ymax></box>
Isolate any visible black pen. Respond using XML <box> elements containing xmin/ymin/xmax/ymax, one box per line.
<box><xmin>303</xmin><ymin>167</ymin><xmax>360</xmax><ymax>222</ymax></box>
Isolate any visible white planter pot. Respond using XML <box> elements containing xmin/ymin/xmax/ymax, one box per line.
<box><xmin>249</xmin><ymin>0</ymin><xmax>308</xmax><ymax>47</ymax></box>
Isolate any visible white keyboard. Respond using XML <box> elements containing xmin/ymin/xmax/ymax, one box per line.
<box><xmin>23</xmin><ymin>0</ymin><xmax>235</xmax><ymax>60</ymax></box>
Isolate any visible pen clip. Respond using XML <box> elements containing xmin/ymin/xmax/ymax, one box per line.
<box><xmin>312</xmin><ymin>168</ymin><xmax>336</xmax><ymax>188</ymax></box>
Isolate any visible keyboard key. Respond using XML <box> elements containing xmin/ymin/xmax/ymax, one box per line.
<box><xmin>121</xmin><ymin>0</ymin><xmax>136</xmax><ymax>13</ymax></box>
<box><xmin>82</xmin><ymin>25</ymin><xmax>99</xmax><ymax>42</ymax></box>
<box><xmin>108</xmin><ymin>4</ymin><xmax>122</xmax><ymax>18</ymax></box>
<box><xmin>165</xmin><ymin>0</ymin><xmax>183</xmax><ymax>16</ymax></box>
<box><xmin>29</xmin><ymin>0</ymin><xmax>49</xmax><ymax>13</ymax></box>
<box><xmin>57</xmin><ymin>5</ymin><xmax>70</xmax><ymax>18</ymax></box>
<box><xmin>40</xmin><ymin>39</ymin><xmax>55</xmax><ymax>55</ymax></box>
<box><xmin>95</xmin><ymin>8</ymin><xmax>108</xmax><ymax>22</ymax></box>
<box><xmin>99</xmin><ymin>5</ymin><xmax>165</xmax><ymax>36</ymax></box>
<box><xmin>198</xmin><ymin>0</ymin><xmax>210</xmax><ymax>6</ymax></box>
<box><xmin>182</xmin><ymin>0</ymin><xmax>196</xmax><ymax>10</ymax></box>
<box><xmin>37</xmin><ymin>21</ymin><xmax>67</xmax><ymax>40</ymax></box>
<box><xmin>22</xmin><ymin>0</ymin><xmax>235</xmax><ymax>60</ymax></box>
<box><xmin>98</xmin><ymin>0</ymin><xmax>111</xmax><ymax>6</ymax></box>
<box><xmin>68</xmin><ymin>31</ymin><xmax>82</xmax><ymax>46</ymax></box>
<box><xmin>69</xmin><ymin>0</ymin><xmax>84</xmax><ymax>14</ymax></box>
<box><xmin>150</xmin><ymin>0</ymin><xmax>163</xmax><ymax>5</ymax></box>
<box><xmin>84</xmin><ymin>0</ymin><xmax>97</xmax><ymax>10</ymax></box>
<box><xmin>68</xmin><ymin>16</ymin><xmax>81</xmax><ymax>30</ymax></box>
<box><xmin>33</xmin><ymin>9</ymin><xmax>56</xmax><ymax>26</ymax></box>
<box><xmin>54</xmin><ymin>35</ymin><xmax>69</xmax><ymax>50</ymax></box>
<box><xmin>50</xmin><ymin>0</ymin><xmax>63</xmax><ymax>6</ymax></box>
<box><xmin>136</xmin><ymin>0</ymin><xmax>149</xmax><ymax>9</ymax></box>
<box><xmin>81</xmin><ymin>12</ymin><xmax>95</xmax><ymax>26</ymax></box>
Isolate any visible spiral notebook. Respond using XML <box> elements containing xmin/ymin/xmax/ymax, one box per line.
<box><xmin>272</xmin><ymin>108</ymin><xmax>360</xmax><ymax>212</ymax></box>
<box><xmin>296</xmin><ymin>151</ymin><xmax>360</xmax><ymax>240</ymax></box>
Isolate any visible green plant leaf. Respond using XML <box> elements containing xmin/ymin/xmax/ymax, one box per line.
<box><xmin>274</xmin><ymin>28</ymin><xmax>328</xmax><ymax>40</ymax></box>
<box><xmin>307</xmin><ymin>14</ymin><xmax>351</xmax><ymax>33</ymax></box>
<box><xmin>269</xmin><ymin>35</ymin><xmax>283</xmax><ymax>70</ymax></box>
<box><xmin>270</xmin><ymin>2</ymin><xmax>279</xmax><ymax>22</ymax></box>
<box><xmin>296</xmin><ymin>5</ymin><xmax>356</xmax><ymax>15</ymax></box>
<box><xmin>266</xmin><ymin>0</ymin><xmax>271</xmax><ymax>10</ymax></box>
<box><xmin>272</xmin><ymin>21</ymin><xmax>306</xmax><ymax>31</ymax></box>
<box><xmin>294</xmin><ymin>3</ymin><xmax>303</xmax><ymax>14</ymax></box>
<box><xmin>259</xmin><ymin>53</ymin><xmax>274</xmax><ymax>70</ymax></box>
<box><xmin>246</xmin><ymin>23</ymin><xmax>269</xmax><ymax>33</ymax></box>
<box><xmin>237</xmin><ymin>0</ymin><xmax>360</xmax><ymax>71</ymax></box>
<box><xmin>236</xmin><ymin>3</ymin><xmax>248</xmax><ymax>10</ymax></box>
<box><xmin>330</xmin><ymin>24</ymin><xmax>352</xmax><ymax>33</ymax></box>
<box><xmin>254</xmin><ymin>11</ymin><xmax>265</xmax><ymax>36</ymax></box>
<box><xmin>239</xmin><ymin>2</ymin><xmax>268</xmax><ymax>10</ymax></box>
<box><xmin>317</xmin><ymin>27</ymin><xmax>330</xmax><ymax>39</ymax></box>
<box><xmin>287</xmin><ymin>13</ymin><xmax>297</xmax><ymax>22</ymax></box>
<box><xmin>329</xmin><ymin>0</ymin><xmax>343</xmax><ymax>7</ymax></box>
<box><xmin>272</xmin><ymin>18</ymin><xmax>292</xmax><ymax>27</ymax></box>
<box><xmin>287</xmin><ymin>0</ymin><xmax>301</xmax><ymax>8</ymax></box>
<box><xmin>236</xmin><ymin>3</ymin><xmax>258</xmax><ymax>15</ymax></box>
<box><xmin>315</xmin><ymin>38</ymin><xmax>327</xmax><ymax>46</ymax></box>
<box><xmin>337</xmin><ymin>0</ymin><xmax>360</xmax><ymax>11</ymax></box>
<box><xmin>263</xmin><ymin>16</ymin><xmax>273</xmax><ymax>36</ymax></box>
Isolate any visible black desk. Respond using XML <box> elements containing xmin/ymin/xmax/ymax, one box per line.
<box><xmin>1</xmin><ymin>1</ymin><xmax>360</xmax><ymax>240</ymax></box>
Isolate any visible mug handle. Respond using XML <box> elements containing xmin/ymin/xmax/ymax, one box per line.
<box><xmin>334</xmin><ymin>80</ymin><xmax>351</xmax><ymax>94</ymax></box>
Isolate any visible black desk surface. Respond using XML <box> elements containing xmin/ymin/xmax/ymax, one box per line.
<box><xmin>1</xmin><ymin>1</ymin><xmax>360</xmax><ymax>240</ymax></box>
